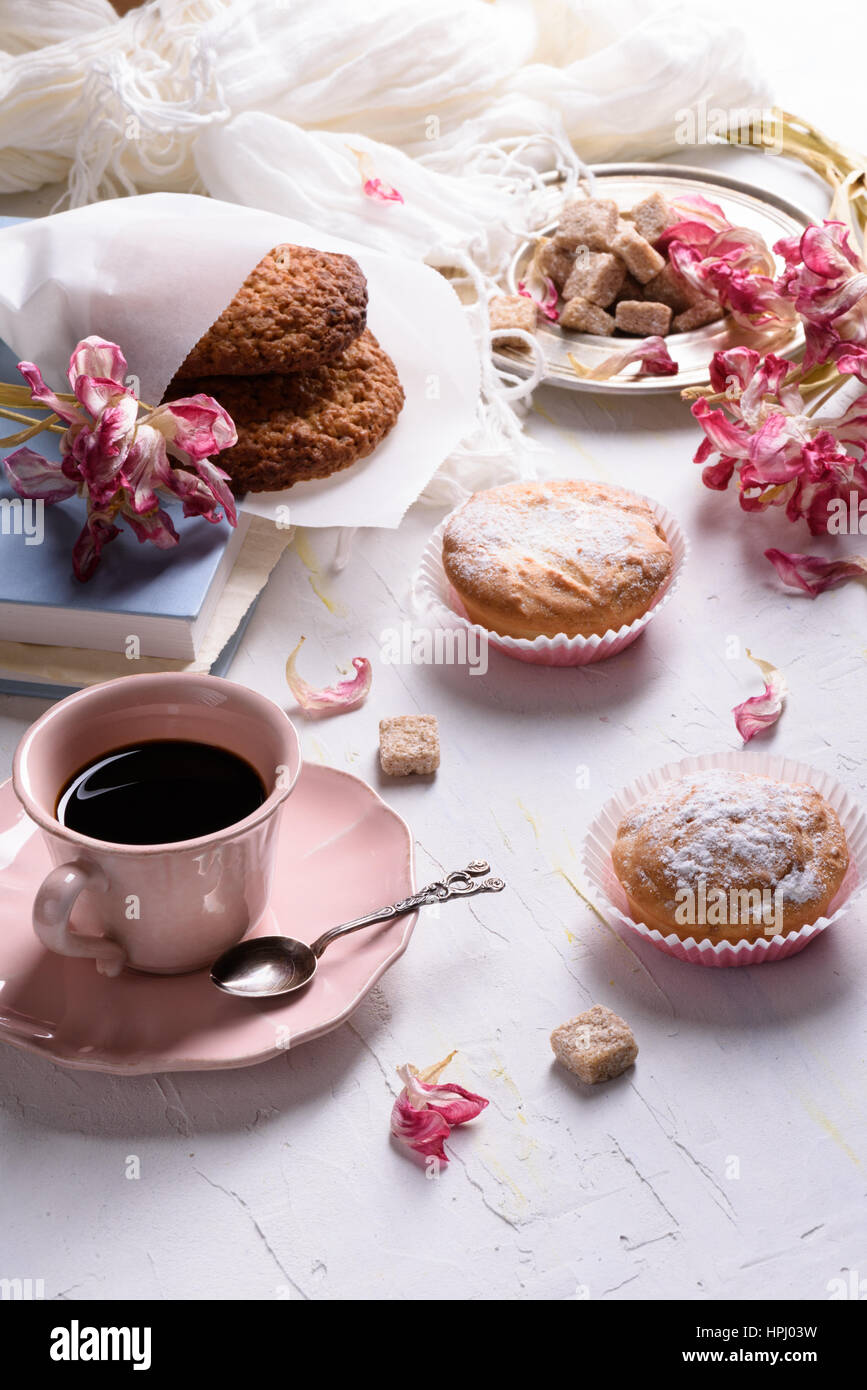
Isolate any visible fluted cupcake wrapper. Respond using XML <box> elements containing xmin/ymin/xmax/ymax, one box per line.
<box><xmin>411</xmin><ymin>493</ymin><xmax>689</xmax><ymax>667</ymax></box>
<box><xmin>581</xmin><ymin>750</ymin><xmax>867</xmax><ymax>967</ymax></box>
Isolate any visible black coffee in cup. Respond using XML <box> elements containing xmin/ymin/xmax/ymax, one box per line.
<box><xmin>56</xmin><ymin>740</ymin><xmax>267</xmax><ymax>845</ymax></box>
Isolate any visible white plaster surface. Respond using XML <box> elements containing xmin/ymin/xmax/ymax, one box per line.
<box><xmin>1</xmin><ymin>32</ymin><xmax>866</xmax><ymax>1300</ymax></box>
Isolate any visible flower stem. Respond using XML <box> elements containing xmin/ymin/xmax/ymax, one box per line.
<box><xmin>0</xmin><ymin>406</ymin><xmax>65</xmax><ymax>441</ymax></box>
<box><xmin>804</xmin><ymin>376</ymin><xmax>851</xmax><ymax>418</ymax></box>
<box><xmin>723</xmin><ymin>110</ymin><xmax>867</xmax><ymax>259</ymax></box>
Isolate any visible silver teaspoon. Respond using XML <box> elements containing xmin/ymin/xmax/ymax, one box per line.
<box><xmin>210</xmin><ymin>861</ymin><xmax>505</xmax><ymax>998</ymax></box>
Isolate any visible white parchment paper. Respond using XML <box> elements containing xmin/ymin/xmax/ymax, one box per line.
<box><xmin>0</xmin><ymin>193</ymin><xmax>480</xmax><ymax>528</ymax></box>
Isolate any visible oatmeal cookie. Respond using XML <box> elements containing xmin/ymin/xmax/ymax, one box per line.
<box><xmin>179</xmin><ymin>330</ymin><xmax>404</xmax><ymax>492</ymax></box>
<box><xmin>175</xmin><ymin>245</ymin><xmax>368</xmax><ymax>378</ymax></box>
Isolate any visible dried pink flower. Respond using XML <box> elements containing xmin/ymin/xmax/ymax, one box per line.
<box><xmin>390</xmin><ymin>1052</ymin><xmax>488</xmax><ymax>1165</ymax></box>
<box><xmin>774</xmin><ymin>221</ymin><xmax>867</xmax><ymax>370</ymax></box>
<box><xmin>732</xmin><ymin>650</ymin><xmax>787</xmax><ymax>743</ymax></box>
<box><xmin>690</xmin><ymin>347</ymin><xmax>867</xmax><ymax>533</ymax></box>
<box><xmin>764</xmin><ymin>546</ymin><xmax>867</xmax><ymax>595</ymax></box>
<box><xmin>285</xmin><ymin>636</ymin><xmax>372</xmax><ymax>715</ymax></box>
<box><xmin>391</xmin><ymin>1093</ymin><xmax>452</xmax><ymax>1161</ymax></box>
<box><xmin>4</xmin><ymin>337</ymin><xmax>236</xmax><ymax>581</ymax></box>
<box><xmin>659</xmin><ymin>194</ymin><xmax>795</xmax><ymax>328</ymax></box>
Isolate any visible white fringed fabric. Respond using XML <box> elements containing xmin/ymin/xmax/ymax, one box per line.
<box><xmin>0</xmin><ymin>0</ymin><xmax>768</xmax><ymax>500</ymax></box>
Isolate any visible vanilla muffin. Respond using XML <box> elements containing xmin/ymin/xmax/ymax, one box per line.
<box><xmin>441</xmin><ymin>480</ymin><xmax>673</xmax><ymax>640</ymax></box>
<box><xmin>611</xmin><ymin>770</ymin><xmax>849</xmax><ymax>941</ymax></box>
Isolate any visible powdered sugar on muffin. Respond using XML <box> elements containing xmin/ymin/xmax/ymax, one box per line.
<box><xmin>441</xmin><ymin>479</ymin><xmax>673</xmax><ymax>640</ymax></box>
<box><xmin>612</xmin><ymin>770</ymin><xmax>849</xmax><ymax>940</ymax></box>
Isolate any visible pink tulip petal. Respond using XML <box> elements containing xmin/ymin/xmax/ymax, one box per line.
<box><xmin>656</xmin><ymin>193</ymin><xmax>731</xmax><ymax>254</ymax></box>
<box><xmin>72</xmin><ymin>373</ymin><xmax>135</xmax><ymax>419</ymax></box>
<box><xmin>826</xmin><ymin>397</ymin><xmax>867</xmax><ymax>453</ymax></box>
<box><xmin>801</xmin><ymin>271</ymin><xmax>867</xmax><ymax>326</ymax></box>
<box><xmin>363</xmin><ymin>177</ymin><xmax>404</xmax><ymax>204</ymax></box>
<box><xmin>764</xmin><ymin>547</ymin><xmax>867</xmax><ymax>595</ymax></box>
<box><xmin>701</xmin><ymin>455</ymin><xmax>737</xmax><ymax>490</ymax></box>
<box><xmin>797</xmin><ymin>222</ymin><xmax>861</xmax><ymax>278</ymax></box>
<box><xmin>165</xmin><ymin>460</ymin><xmax>237</xmax><ymax>527</ymax></box>
<box><xmin>120</xmin><ymin>424</ymin><xmax>174</xmax><ymax>514</ymax></box>
<box><xmin>390</xmin><ymin>1092</ymin><xmax>451</xmax><ymax>1162</ymax></box>
<box><xmin>122</xmin><ymin>424</ymin><xmax>236</xmax><ymax>527</ymax></box>
<box><xmin>732</xmin><ymin>650</ymin><xmax>787</xmax><ymax>743</ymax></box>
<box><xmin>68</xmin><ymin>337</ymin><xmax>128</xmax><ymax>393</ymax></box>
<box><xmin>407</xmin><ymin>1075</ymin><xmax>489</xmax><ymax>1126</ymax></box>
<box><xmin>3</xmin><ymin>447</ymin><xmax>78</xmax><ymax>503</ymax></box>
<box><xmin>148</xmin><ymin>395</ymin><xmax>238</xmax><ymax>461</ymax></box>
<box><xmin>285</xmin><ymin>637</ymin><xmax>371</xmax><ymax>715</ymax></box>
<box><xmin>71</xmin><ymin>513</ymin><xmax>122</xmax><ymax>583</ymax></box>
<box><xmin>122</xmin><ymin>505</ymin><xmax>180</xmax><ymax>549</ymax></box>
<box><xmin>708</xmin><ymin>346</ymin><xmax>761</xmax><ymax>396</ymax></box>
<box><xmin>17</xmin><ymin>362</ymin><xmax>83</xmax><ymax>426</ymax></box>
<box><xmin>349</xmin><ymin>147</ymin><xmax>404</xmax><ymax>205</ymax></box>
<box><xmin>391</xmin><ymin>1055</ymin><xmax>488</xmax><ymax>1165</ymax></box>
<box><xmin>836</xmin><ymin>346</ymin><xmax>867</xmax><ymax>383</ymax></box>
<box><xmin>517</xmin><ymin>275</ymin><xmax>559</xmax><ymax>322</ymax></box>
<box><xmin>188</xmin><ymin>456</ymin><xmax>237</xmax><ymax>526</ymax></box>
<box><xmin>667</xmin><ymin>192</ymin><xmax>730</xmax><ymax>230</ymax></box>
<box><xmin>691</xmin><ymin>398</ymin><xmax>752</xmax><ymax>457</ymax></box>
<box><xmin>567</xmin><ymin>336</ymin><xmax>677</xmax><ymax>381</ymax></box>
<box><xmin>70</xmin><ymin>396</ymin><xmax>138</xmax><ymax>507</ymax></box>
<box><xmin>745</xmin><ymin>413</ymin><xmax>809</xmax><ymax>481</ymax></box>
<box><xmin>657</xmin><ymin>219</ymin><xmax>719</xmax><ymax>254</ymax></box>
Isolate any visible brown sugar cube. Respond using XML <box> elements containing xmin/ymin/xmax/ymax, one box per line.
<box><xmin>673</xmin><ymin>298</ymin><xmax>726</xmax><ymax>332</ymax></box>
<box><xmin>559</xmin><ymin>296</ymin><xmax>615</xmax><ymax>335</ymax></box>
<box><xmin>379</xmin><ymin>716</ymin><xmax>440</xmax><ymax>776</ymax></box>
<box><xmin>488</xmin><ymin>295</ymin><xmax>537</xmax><ymax>347</ymax></box>
<box><xmin>614</xmin><ymin>299</ymin><xmax>672</xmax><ymax>336</ymax></box>
<box><xmin>615</xmin><ymin>272</ymin><xmax>644</xmax><ymax>304</ymax></box>
<box><xmin>536</xmin><ymin>239</ymin><xmax>574</xmax><ymax>290</ymax></box>
<box><xmin>630</xmin><ymin>191</ymin><xmax>671</xmax><ymax>244</ymax></box>
<box><xmin>562</xmin><ymin>251</ymin><xmax>625</xmax><ymax>307</ymax></box>
<box><xmin>642</xmin><ymin>262</ymin><xmax>696</xmax><ymax>313</ymax></box>
<box><xmin>550</xmin><ymin>1005</ymin><xmax>638</xmax><ymax>1084</ymax></box>
<box><xmin>555</xmin><ymin>198</ymin><xmax>619</xmax><ymax>252</ymax></box>
<box><xmin>610</xmin><ymin>225</ymin><xmax>666</xmax><ymax>283</ymax></box>
<box><xmin>609</xmin><ymin>216</ymin><xmax>635</xmax><ymax>251</ymax></box>
<box><xmin>551</xmin><ymin>229</ymin><xmax>579</xmax><ymax>255</ymax></box>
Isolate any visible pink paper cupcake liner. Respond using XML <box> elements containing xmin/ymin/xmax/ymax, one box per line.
<box><xmin>581</xmin><ymin>751</ymin><xmax>867</xmax><ymax>966</ymax></box>
<box><xmin>412</xmin><ymin>492</ymin><xmax>688</xmax><ymax>667</ymax></box>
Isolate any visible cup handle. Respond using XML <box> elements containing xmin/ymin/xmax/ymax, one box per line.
<box><xmin>33</xmin><ymin>861</ymin><xmax>126</xmax><ymax>977</ymax></box>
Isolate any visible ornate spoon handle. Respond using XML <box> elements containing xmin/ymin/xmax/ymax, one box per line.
<box><xmin>309</xmin><ymin>861</ymin><xmax>505</xmax><ymax>958</ymax></box>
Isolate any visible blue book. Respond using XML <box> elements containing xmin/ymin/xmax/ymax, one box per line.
<box><xmin>0</xmin><ymin>225</ymin><xmax>248</xmax><ymax>661</ymax></box>
<box><xmin>0</xmin><ymin>601</ymin><xmax>258</xmax><ymax>699</ymax></box>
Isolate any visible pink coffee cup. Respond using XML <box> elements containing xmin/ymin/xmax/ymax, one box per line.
<box><xmin>12</xmin><ymin>672</ymin><xmax>302</xmax><ymax>976</ymax></box>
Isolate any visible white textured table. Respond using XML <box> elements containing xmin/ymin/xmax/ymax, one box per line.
<box><xmin>2</xmin><ymin>101</ymin><xmax>866</xmax><ymax>1302</ymax></box>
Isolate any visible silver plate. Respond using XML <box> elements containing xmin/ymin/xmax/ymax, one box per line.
<box><xmin>493</xmin><ymin>162</ymin><xmax>811</xmax><ymax>395</ymax></box>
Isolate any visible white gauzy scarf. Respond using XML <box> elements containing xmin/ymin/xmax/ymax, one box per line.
<box><xmin>0</xmin><ymin>0</ymin><xmax>768</xmax><ymax>501</ymax></box>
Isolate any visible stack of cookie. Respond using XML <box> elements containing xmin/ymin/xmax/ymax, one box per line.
<box><xmin>170</xmin><ymin>245</ymin><xmax>405</xmax><ymax>494</ymax></box>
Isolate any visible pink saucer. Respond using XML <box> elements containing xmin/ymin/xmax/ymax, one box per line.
<box><xmin>0</xmin><ymin>765</ymin><xmax>415</xmax><ymax>1074</ymax></box>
